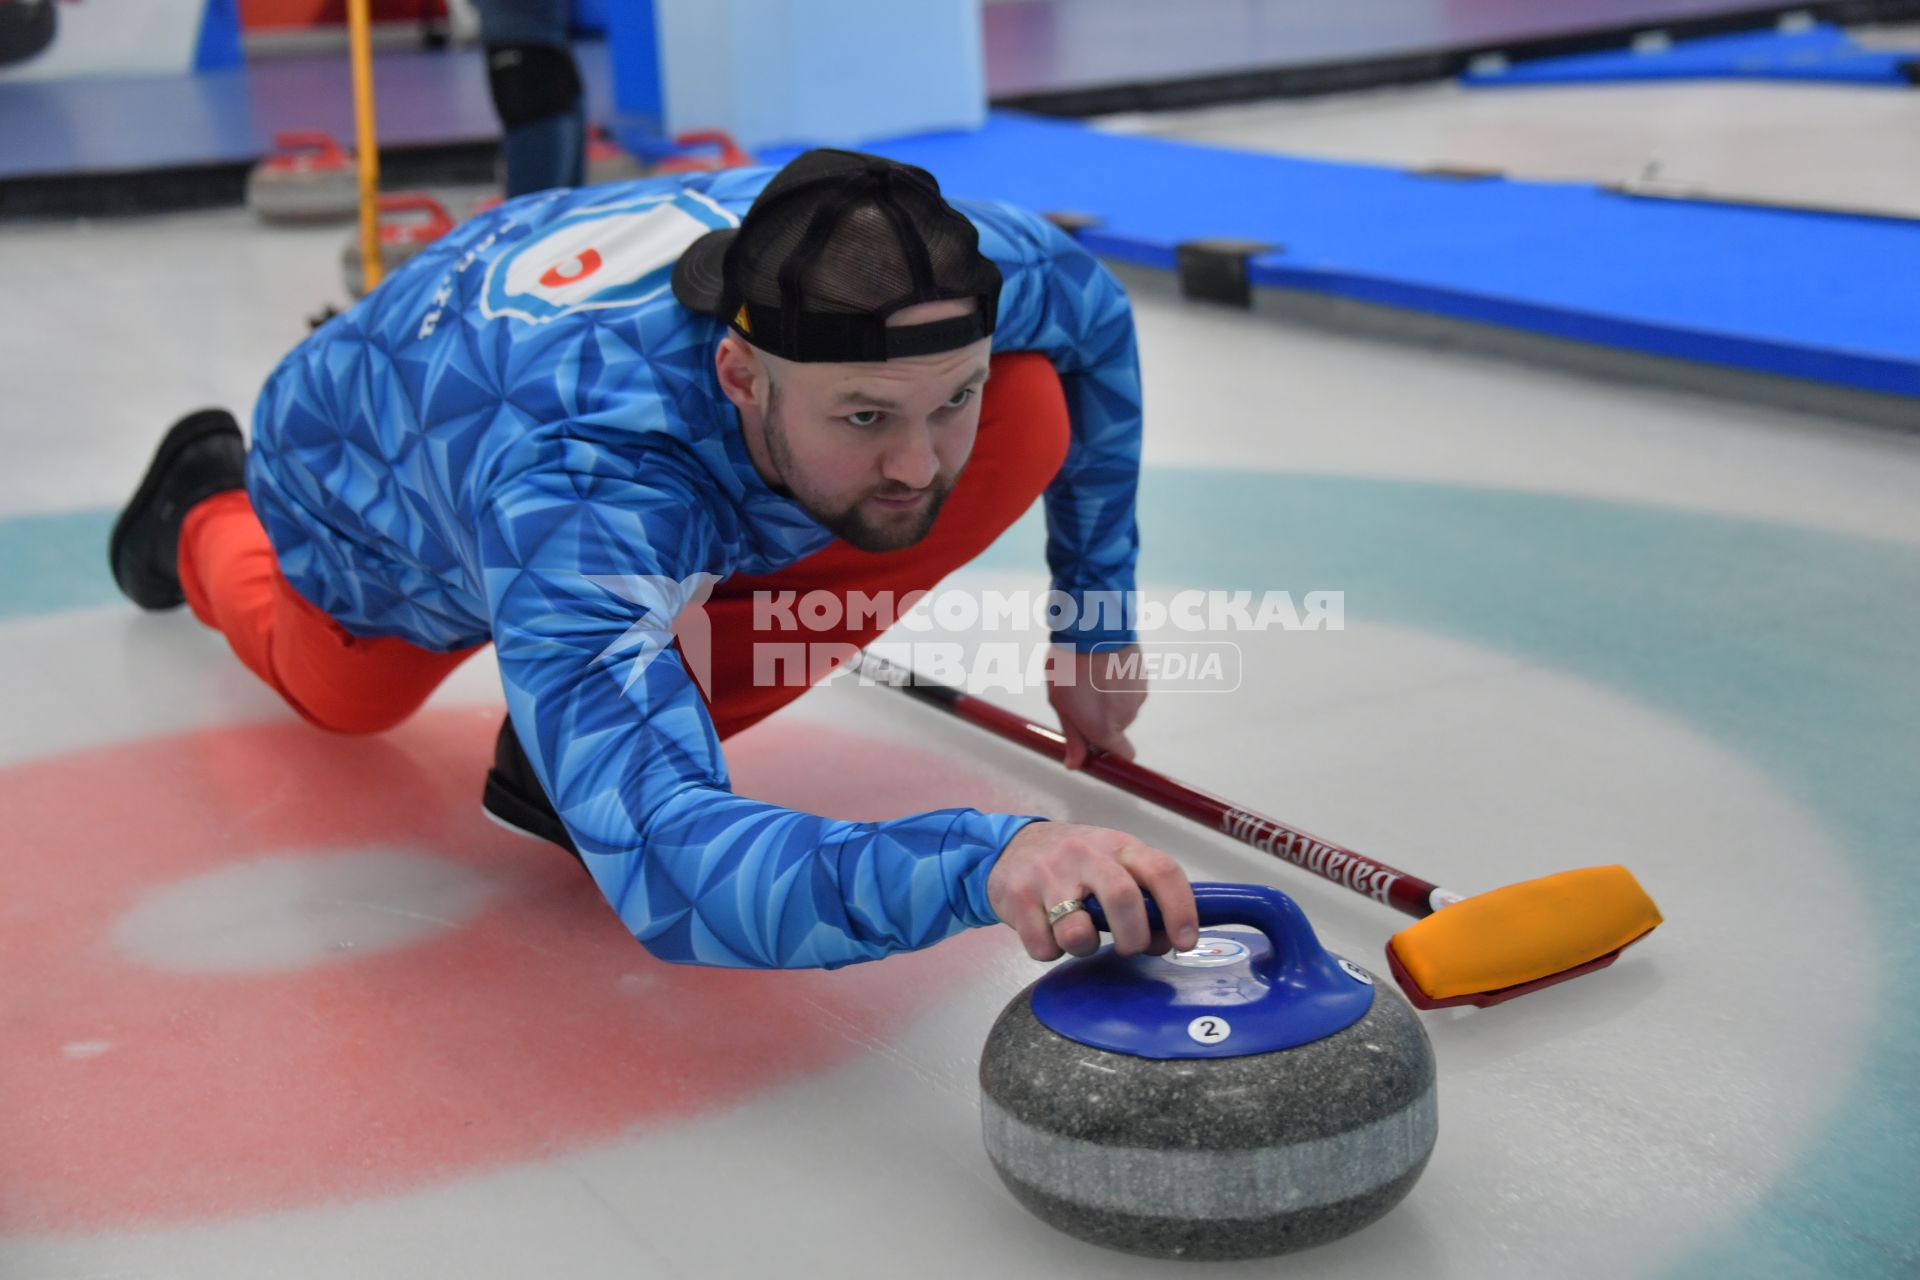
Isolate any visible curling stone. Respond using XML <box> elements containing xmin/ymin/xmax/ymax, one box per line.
<box><xmin>650</xmin><ymin>129</ymin><xmax>755</xmax><ymax>177</ymax></box>
<box><xmin>979</xmin><ymin>882</ymin><xmax>1436</xmax><ymax>1261</ymax></box>
<box><xmin>246</xmin><ymin>132</ymin><xmax>358</xmax><ymax>225</ymax></box>
<box><xmin>340</xmin><ymin>193</ymin><xmax>455</xmax><ymax>298</ymax></box>
<box><xmin>585</xmin><ymin>126</ymin><xmax>645</xmax><ymax>186</ymax></box>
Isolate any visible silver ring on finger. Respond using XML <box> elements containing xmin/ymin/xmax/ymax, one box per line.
<box><xmin>1046</xmin><ymin>898</ymin><xmax>1086</xmax><ymax>927</ymax></box>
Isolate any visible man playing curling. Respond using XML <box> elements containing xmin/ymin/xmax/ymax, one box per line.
<box><xmin>109</xmin><ymin>149</ymin><xmax>1199</xmax><ymax>970</ymax></box>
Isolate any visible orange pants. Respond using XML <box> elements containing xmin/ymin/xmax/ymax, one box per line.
<box><xmin>180</xmin><ymin>352</ymin><xmax>1071</xmax><ymax>738</ymax></box>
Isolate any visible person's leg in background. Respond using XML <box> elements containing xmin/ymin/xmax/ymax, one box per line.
<box><xmin>110</xmin><ymin>410</ymin><xmax>480</xmax><ymax>737</ymax></box>
<box><xmin>476</xmin><ymin>0</ymin><xmax>586</xmax><ymax>197</ymax></box>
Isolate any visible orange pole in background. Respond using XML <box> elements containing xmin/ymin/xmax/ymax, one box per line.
<box><xmin>346</xmin><ymin>0</ymin><xmax>383</xmax><ymax>292</ymax></box>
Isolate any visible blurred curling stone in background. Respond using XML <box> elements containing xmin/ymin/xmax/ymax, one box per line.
<box><xmin>340</xmin><ymin>193</ymin><xmax>454</xmax><ymax>297</ymax></box>
<box><xmin>980</xmin><ymin>882</ymin><xmax>1437</xmax><ymax>1261</ymax></box>
<box><xmin>464</xmin><ymin>129</ymin><xmax>752</xmax><ymax>221</ymax></box>
<box><xmin>647</xmin><ymin>130</ymin><xmax>755</xmax><ymax>177</ymax></box>
<box><xmin>247</xmin><ymin>132</ymin><xmax>360</xmax><ymax>224</ymax></box>
<box><xmin>585</xmin><ymin>125</ymin><xmax>645</xmax><ymax>185</ymax></box>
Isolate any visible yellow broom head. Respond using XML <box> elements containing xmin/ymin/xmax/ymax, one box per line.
<box><xmin>1386</xmin><ymin>865</ymin><xmax>1662</xmax><ymax>1007</ymax></box>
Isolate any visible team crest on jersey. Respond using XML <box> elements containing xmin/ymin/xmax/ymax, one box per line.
<box><xmin>480</xmin><ymin>190</ymin><xmax>737</xmax><ymax>324</ymax></box>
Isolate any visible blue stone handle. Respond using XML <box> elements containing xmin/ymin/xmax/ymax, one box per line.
<box><xmin>1083</xmin><ymin>880</ymin><xmax>1341</xmax><ymax>987</ymax></box>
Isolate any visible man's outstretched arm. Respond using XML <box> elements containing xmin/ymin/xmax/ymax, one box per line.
<box><xmin>481</xmin><ymin>432</ymin><xmax>1194</xmax><ymax>969</ymax></box>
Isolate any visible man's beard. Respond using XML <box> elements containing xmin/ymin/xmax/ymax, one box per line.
<box><xmin>763</xmin><ymin>392</ymin><xmax>960</xmax><ymax>553</ymax></box>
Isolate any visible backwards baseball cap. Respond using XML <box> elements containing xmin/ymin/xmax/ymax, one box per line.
<box><xmin>671</xmin><ymin>148</ymin><xmax>1002</xmax><ymax>364</ymax></box>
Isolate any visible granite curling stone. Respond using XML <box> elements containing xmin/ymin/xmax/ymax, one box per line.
<box><xmin>340</xmin><ymin>194</ymin><xmax>455</xmax><ymax>298</ymax></box>
<box><xmin>979</xmin><ymin>882</ymin><xmax>1437</xmax><ymax>1261</ymax></box>
<box><xmin>246</xmin><ymin>132</ymin><xmax>359</xmax><ymax>225</ymax></box>
<box><xmin>585</xmin><ymin>126</ymin><xmax>646</xmax><ymax>185</ymax></box>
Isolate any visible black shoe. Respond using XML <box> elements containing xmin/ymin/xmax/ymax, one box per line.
<box><xmin>482</xmin><ymin>715</ymin><xmax>581</xmax><ymax>861</ymax></box>
<box><xmin>108</xmin><ymin>409</ymin><xmax>248</xmax><ymax>611</ymax></box>
<box><xmin>0</xmin><ymin>0</ymin><xmax>57</xmax><ymax>70</ymax></box>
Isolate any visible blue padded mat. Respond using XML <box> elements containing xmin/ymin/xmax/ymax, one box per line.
<box><xmin>1464</xmin><ymin>23</ymin><xmax>1918</xmax><ymax>87</ymax></box>
<box><xmin>763</xmin><ymin>113</ymin><xmax>1920</xmax><ymax>399</ymax></box>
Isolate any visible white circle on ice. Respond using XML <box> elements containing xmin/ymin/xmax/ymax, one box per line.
<box><xmin>1187</xmin><ymin>1015</ymin><xmax>1232</xmax><ymax>1045</ymax></box>
<box><xmin>112</xmin><ymin>849</ymin><xmax>507</xmax><ymax>974</ymax></box>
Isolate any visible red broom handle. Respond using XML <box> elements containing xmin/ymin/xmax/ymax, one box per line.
<box><xmin>855</xmin><ymin>654</ymin><xmax>1447</xmax><ymax>921</ymax></box>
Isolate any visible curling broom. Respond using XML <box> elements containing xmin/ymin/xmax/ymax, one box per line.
<box><xmin>852</xmin><ymin>651</ymin><xmax>1662</xmax><ymax>1009</ymax></box>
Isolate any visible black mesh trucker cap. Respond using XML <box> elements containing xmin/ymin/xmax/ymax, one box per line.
<box><xmin>671</xmin><ymin>148</ymin><xmax>1002</xmax><ymax>363</ymax></box>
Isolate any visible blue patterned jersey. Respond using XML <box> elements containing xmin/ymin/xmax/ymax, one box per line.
<box><xmin>247</xmin><ymin>166</ymin><xmax>1142</xmax><ymax>969</ymax></box>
